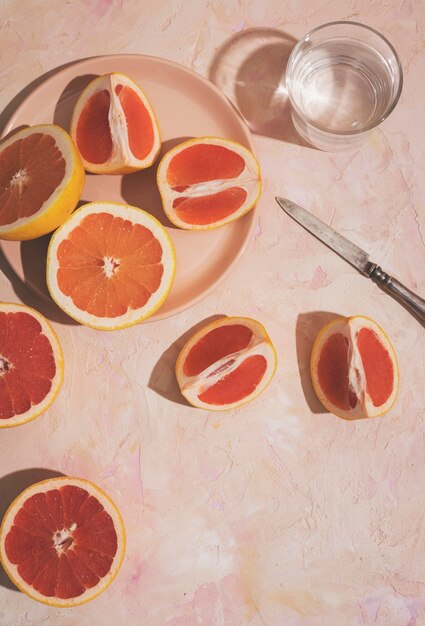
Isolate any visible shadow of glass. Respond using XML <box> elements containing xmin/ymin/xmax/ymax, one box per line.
<box><xmin>121</xmin><ymin>136</ymin><xmax>193</xmax><ymax>228</ymax></box>
<box><xmin>0</xmin><ymin>468</ymin><xmax>66</xmax><ymax>592</ymax></box>
<box><xmin>148</xmin><ymin>314</ymin><xmax>226</xmax><ymax>405</ymax></box>
<box><xmin>53</xmin><ymin>73</ymin><xmax>98</xmax><ymax>132</ymax></box>
<box><xmin>295</xmin><ymin>311</ymin><xmax>342</xmax><ymax>414</ymax></box>
<box><xmin>209</xmin><ymin>27</ymin><xmax>310</xmax><ymax>146</ymax></box>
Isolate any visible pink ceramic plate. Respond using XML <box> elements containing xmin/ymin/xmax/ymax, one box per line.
<box><xmin>0</xmin><ymin>54</ymin><xmax>259</xmax><ymax>321</ymax></box>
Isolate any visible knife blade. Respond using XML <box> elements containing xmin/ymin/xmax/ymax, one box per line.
<box><xmin>276</xmin><ymin>197</ymin><xmax>425</xmax><ymax>324</ymax></box>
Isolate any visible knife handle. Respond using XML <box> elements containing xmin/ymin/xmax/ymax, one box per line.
<box><xmin>370</xmin><ymin>265</ymin><xmax>425</xmax><ymax>323</ymax></box>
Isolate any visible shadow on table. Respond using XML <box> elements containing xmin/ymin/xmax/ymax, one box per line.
<box><xmin>121</xmin><ymin>136</ymin><xmax>193</xmax><ymax>228</ymax></box>
<box><xmin>148</xmin><ymin>314</ymin><xmax>225</xmax><ymax>406</ymax></box>
<box><xmin>0</xmin><ymin>468</ymin><xmax>66</xmax><ymax>592</ymax></box>
<box><xmin>209</xmin><ymin>27</ymin><xmax>311</xmax><ymax>147</ymax></box>
<box><xmin>295</xmin><ymin>311</ymin><xmax>342</xmax><ymax>414</ymax></box>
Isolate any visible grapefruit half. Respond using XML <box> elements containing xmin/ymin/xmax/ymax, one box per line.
<box><xmin>176</xmin><ymin>316</ymin><xmax>277</xmax><ymax>410</ymax></box>
<box><xmin>0</xmin><ymin>302</ymin><xmax>63</xmax><ymax>428</ymax></box>
<box><xmin>157</xmin><ymin>137</ymin><xmax>261</xmax><ymax>230</ymax></box>
<box><xmin>0</xmin><ymin>477</ymin><xmax>125</xmax><ymax>607</ymax></box>
<box><xmin>70</xmin><ymin>72</ymin><xmax>161</xmax><ymax>174</ymax></box>
<box><xmin>46</xmin><ymin>202</ymin><xmax>175</xmax><ymax>330</ymax></box>
<box><xmin>310</xmin><ymin>315</ymin><xmax>399</xmax><ymax>419</ymax></box>
<box><xmin>0</xmin><ymin>125</ymin><xmax>84</xmax><ymax>240</ymax></box>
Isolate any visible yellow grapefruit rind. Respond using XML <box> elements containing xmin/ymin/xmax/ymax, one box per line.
<box><xmin>310</xmin><ymin>315</ymin><xmax>399</xmax><ymax>420</ymax></box>
<box><xmin>46</xmin><ymin>201</ymin><xmax>176</xmax><ymax>331</ymax></box>
<box><xmin>70</xmin><ymin>72</ymin><xmax>161</xmax><ymax>175</ymax></box>
<box><xmin>0</xmin><ymin>302</ymin><xmax>64</xmax><ymax>428</ymax></box>
<box><xmin>157</xmin><ymin>136</ymin><xmax>262</xmax><ymax>231</ymax></box>
<box><xmin>0</xmin><ymin>125</ymin><xmax>85</xmax><ymax>241</ymax></box>
<box><xmin>0</xmin><ymin>476</ymin><xmax>126</xmax><ymax>608</ymax></box>
<box><xmin>175</xmin><ymin>316</ymin><xmax>277</xmax><ymax>411</ymax></box>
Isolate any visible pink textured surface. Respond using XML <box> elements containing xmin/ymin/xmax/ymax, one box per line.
<box><xmin>0</xmin><ymin>1</ymin><xmax>424</xmax><ymax>625</ymax></box>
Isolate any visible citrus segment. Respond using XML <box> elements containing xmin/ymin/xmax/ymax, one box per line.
<box><xmin>0</xmin><ymin>302</ymin><xmax>63</xmax><ymax>428</ymax></box>
<box><xmin>157</xmin><ymin>137</ymin><xmax>261</xmax><ymax>230</ymax></box>
<box><xmin>310</xmin><ymin>315</ymin><xmax>399</xmax><ymax>419</ymax></box>
<box><xmin>47</xmin><ymin>202</ymin><xmax>175</xmax><ymax>330</ymax></box>
<box><xmin>0</xmin><ymin>125</ymin><xmax>84</xmax><ymax>240</ymax></box>
<box><xmin>70</xmin><ymin>73</ymin><xmax>160</xmax><ymax>174</ymax></box>
<box><xmin>176</xmin><ymin>317</ymin><xmax>276</xmax><ymax>410</ymax></box>
<box><xmin>0</xmin><ymin>477</ymin><xmax>125</xmax><ymax>607</ymax></box>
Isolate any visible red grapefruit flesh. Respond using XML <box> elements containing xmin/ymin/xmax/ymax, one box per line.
<box><xmin>0</xmin><ymin>302</ymin><xmax>63</xmax><ymax>428</ymax></box>
<box><xmin>0</xmin><ymin>125</ymin><xmax>84</xmax><ymax>241</ymax></box>
<box><xmin>46</xmin><ymin>202</ymin><xmax>175</xmax><ymax>330</ymax></box>
<box><xmin>0</xmin><ymin>477</ymin><xmax>125</xmax><ymax>607</ymax></box>
<box><xmin>176</xmin><ymin>317</ymin><xmax>277</xmax><ymax>410</ymax></box>
<box><xmin>157</xmin><ymin>137</ymin><xmax>261</xmax><ymax>230</ymax></box>
<box><xmin>70</xmin><ymin>73</ymin><xmax>160</xmax><ymax>174</ymax></box>
<box><xmin>310</xmin><ymin>315</ymin><xmax>399</xmax><ymax>419</ymax></box>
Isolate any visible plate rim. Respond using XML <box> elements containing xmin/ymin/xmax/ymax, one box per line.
<box><xmin>0</xmin><ymin>53</ymin><xmax>260</xmax><ymax>322</ymax></box>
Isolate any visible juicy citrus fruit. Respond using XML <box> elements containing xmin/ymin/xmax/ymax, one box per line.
<box><xmin>176</xmin><ymin>316</ymin><xmax>277</xmax><ymax>410</ymax></box>
<box><xmin>70</xmin><ymin>72</ymin><xmax>161</xmax><ymax>174</ymax></box>
<box><xmin>0</xmin><ymin>476</ymin><xmax>125</xmax><ymax>607</ymax></box>
<box><xmin>0</xmin><ymin>124</ymin><xmax>84</xmax><ymax>240</ymax></box>
<box><xmin>46</xmin><ymin>202</ymin><xmax>175</xmax><ymax>330</ymax></box>
<box><xmin>157</xmin><ymin>136</ymin><xmax>261</xmax><ymax>230</ymax></box>
<box><xmin>310</xmin><ymin>315</ymin><xmax>399</xmax><ymax>420</ymax></box>
<box><xmin>0</xmin><ymin>302</ymin><xmax>63</xmax><ymax>428</ymax></box>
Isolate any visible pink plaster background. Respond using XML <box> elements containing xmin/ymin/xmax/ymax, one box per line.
<box><xmin>0</xmin><ymin>1</ymin><xmax>424</xmax><ymax>625</ymax></box>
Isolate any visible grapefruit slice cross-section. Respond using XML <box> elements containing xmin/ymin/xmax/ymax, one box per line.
<box><xmin>70</xmin><ymin>72</ymin><xmax>161</xmax><ymax>174</ymax></box>
<box><xmin>157</xmin><ymin>137</ymin><xmax>262</xmax><ymax>230</ymax></box>
<box><xmin>310</xmin><ymin>315</ymin><xmax>399</xmax><ymax>419</ymax></box>
<box><xmin>0</xmin><ymin>477</ymin><xmax>125</xmax><ymax>607</ymax></box>
<box><xmin>46</xmin><ymin>202</ymin><xmax>175</xmax><ymax>330</ymax></box>
<box><xmin>0</xmin><ymin>125</ymin><xmax>84</xmax><ymax>241</ymax></box>
<box><xmin>176</xmin><ymin>316</ymin><xmax>277</xmax><ymax>410</ymax></box>
<box><xmin>0</xmin><ymin>302</ymin><xmax>63</xmax><ymax>427</ymax></box>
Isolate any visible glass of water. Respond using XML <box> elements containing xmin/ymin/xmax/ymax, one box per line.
<box><xmin>285</xmin><ymin>21</ymin><xmax>403</xmax><ymax>151</ymax></box>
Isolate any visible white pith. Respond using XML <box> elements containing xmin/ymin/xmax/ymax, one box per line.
<box><xmin>0</xmin><ymin>302</ymin><xmax>63</xmax><ymax>428</ymax></box>
<box><xmin>46</xmin><ymin>202</ymin><xmax>175</xmax><ymax>330</ymax></box>
<box><xmin>157</xmin><ymin>137</ymin><xmax>261</xmax><ymax>230</ymax></box>
<box><xmin>176</xmin><ymin>317</ymin><xmax>277</xmax><ymax>411</ymax></box>
<box><xmin>0</xmin><ymin>125</ymin><xmax>77</xmax><ymax>234</ymax></box>
<box><xmin>0</xmin><ymin>477</ymin><xmax>125</xmax><ymax>607</ymax></box>
<box><xmin>312</xmin><ymin>316</ymin><xmax>399</xmax><ymax>419</ymax></box>
<box><xmin>70</xmin><ymin>73</ymin><xmax>160</xmax><ymax>172</ymax></box>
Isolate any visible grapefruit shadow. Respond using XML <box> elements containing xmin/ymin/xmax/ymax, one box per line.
<box><xmin>53</xmin><ymin>73</ymin><xmax>98</xmax><ymax>133</ymax></box>
<box><xmin>148</xmin><ymin>314</ymin><xmax>225</xmax><ymax>406</ymax></box>
<box><xmin>0</xmin><ymin>468</ymin><xmax>66</xmax><ymax>592</ymax></box>
<box><xmin>295</xmin><ymin>311</ymin><xmax>341</xmax><ymax>414</ymax></box>
<box><xmin>209</xmin><ymin>27</ymin><xmax>311</xmax><ymax>147</ymax></box>
<box><xmin>121</xmin><ymin>136</ymin><xmax>193</xmax><ymax>228</ymax></box>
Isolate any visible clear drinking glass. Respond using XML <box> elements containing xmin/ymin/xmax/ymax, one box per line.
<box><xmin>285</xmin><ymin>21</ymin><xmax>403</xmax><ymax>151</ymax></box>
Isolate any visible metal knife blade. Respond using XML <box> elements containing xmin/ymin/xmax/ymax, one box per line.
<box><xmin>275</xmin><ymin>197</ymin><xmax>425</xmax><ymax>324</ymax></box>
<box><xmin>275</xmin><ymin>197</ymin><xmax>372</xmax><ymax>275</ymax></box>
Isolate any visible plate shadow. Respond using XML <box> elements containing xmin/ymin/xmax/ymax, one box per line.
<box><xmin>209</xmin><ymin>27</ymin><xmax>311</xmax><ymax>147</ymax></box>
<box><xmin>148</xmin><ymin>314</ymin><xmax>225</xmax><ymax>406</ymax></box>
<box><xmin>295</xmin><ymin>311</ymin><xmax>342</xmax><ymax>414</ymax></box>
<box><xmin>0</xmin><ymin>468</ymin><xmax>66</xmax><ymax>592</ymax></box>
<box><xmin>121</xmin><ymin>136</ymin><xmax>193</xmax><ymax>228</ymax></box>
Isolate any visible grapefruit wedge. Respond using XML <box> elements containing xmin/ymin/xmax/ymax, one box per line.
<box><xmin>0</xmin><ymin>477</ymin><xmax>125</xmax><ymax>607</ymax></box>
<box><xmin>0</xmin><ymin>125</ymin><xmax>84</xmax><ymax>240</ymax></box>
<box><xmin>157</xmin><ymin>137</ymin><xmax>261</xmax><ymax>230</ymax></box>
<box><xmin>0</xmin><ymin>302</ymin><xmax>63</xmax><ymax>428</ymax></box>
<box><xmin>176</xmin><ymin>317</ymin><xmax>277</xmax><ymax>410</ymax></box>
<box><xmin>310</xmin><ymin>315</ymin><xmax>399</xmax><ymax>419</ymax></box>
<box><xmin>70</xmin><ymin>72</ymin><xmax>161</xmax><ymax>174</ymax></box>
<box><xmin>46</xmin><ymin>202</ymin><xmax>175</xmax><ymax>330</ymax></box>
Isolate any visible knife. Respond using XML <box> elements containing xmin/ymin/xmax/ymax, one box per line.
<box><xmin>276</xmin><ymin>197</ymin><xmax>425</xmax><ymax>324</ymax></box>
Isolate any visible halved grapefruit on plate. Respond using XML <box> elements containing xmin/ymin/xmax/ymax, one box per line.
<box><xmin>0</xmin><ymin>476</ymin><xmax>125</xmax><ymax>607</ymax></box>
<box><xmin>310</xmin><ymin>315</ymin><xmax>399</xmax><ymax>419</ymax></box>
<box><xmin>176</xmin><ymin>316</ymin><xmax>277</xmax><ymax>410</ymax></box>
